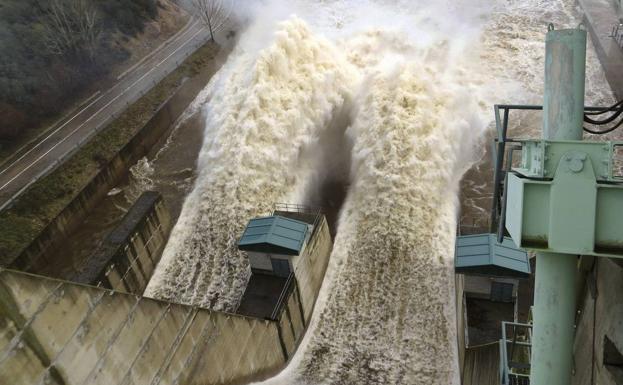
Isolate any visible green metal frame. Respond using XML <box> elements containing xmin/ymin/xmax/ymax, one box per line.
<box><xmin>491</xmin><ymin>105</ymin><xmax>623</xmax><ymax>258</ymax></box>
<box><xmin>505</xmin><ymin>139</ymin><xmax>623</xmax><ymax>258</ymax></box>
<box><xmin>489</xmin><ymin>104</ymin><xmax>615</xmax><ymax>242</ymax></box>
<box><xmin>514</xmin><ymin>140</ymin><xmax>623</xmax><ymax>181</ymax></box>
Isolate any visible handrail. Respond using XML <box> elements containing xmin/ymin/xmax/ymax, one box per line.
<box><xmin>500</xmin><ymin>320</ymin><xmax>533</xmax><ymax>385</ymax></box>
<box><xmin>610</xmin><ymin>21</ymin><xmax>623</xmax><ymax>48</ymax></box>
<box><xmin>270</xmin><ymin>272</ymin><xmax>296</xmax><ymax>320</ymax></box>
<box><xmin>274</xmin><ymin>202</ymin><xmax>323</xmax><ymax>215</ymax></box>
<box><xmin>273</xmin><ymin>202</ymin><xmax>324</xmax><ymax>238</ymax></box>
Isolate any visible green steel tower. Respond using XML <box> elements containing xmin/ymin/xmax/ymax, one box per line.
<box><xmin>530</xmin><ymin>26</ymin><xmax>586</xmax><ymax>385</ymax></box>
<box><xmin>503</xmin><ymin>25</ymin><xmax>623</xmax><ymax>384</ymax></box>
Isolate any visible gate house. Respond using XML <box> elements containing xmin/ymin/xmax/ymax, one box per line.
<box><xmin>238</xmin><ymin>215</ymin><xmax>310</xmax><ymax>278</ymax></box>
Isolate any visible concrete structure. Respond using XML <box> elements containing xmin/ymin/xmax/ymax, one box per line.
<box><xmin>460</xmin><ymin>275</ymin><xmax>519</xmax><ymax>345</ymax></box>
<box><xmin>0</xmin><ymin>269</ymin><xmax>284</xmax><ymax>385</ymax></box>
<box><xmin>579</xmin><ymin>0</ymin><xmax>623</xmax><ymax>98</ymax></box>
<box><xmin>456</xmin><ymin>274</ymin><xmax>467</xmax><ymax>377</ymax></box>
<box><xmin>573</xmin><ymin>258</ymin><xmax>623</xmax><ymax>385</ymax></box>
<box><xmin>272</xmin><ymin>209</ymin><xmax>332</xmax><ymax>321</ymax></box>
<box><xmin>237</xmin><ymin>207</ymin><xmax>332</xmax><ymax>322</ymax></box>
<box><xmin>456</xmin><ymin>272</ymin><xmax>521</xmax><ymax>385</ymax></box>
<box><xmin>73</xmin><ymin>191</ymin><xmax>171</xmax><ymax>294</ymax></box>
<box><xmin>0</xmin><ymin>212</ymin><xmax>333</xmax><ymax>385</ymax></box>
<box><xmin>239</xmin><ymin>215</ymin><xmax>311</xmax><ymax>277</ymax></box>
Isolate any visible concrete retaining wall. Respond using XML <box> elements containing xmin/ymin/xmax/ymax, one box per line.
<box><xmin>456</xmin><ymin>274</ymin><xmax>466</xmax><ymax>375</ymax></box>
<box><xmin>573</xmin><ymin>258</ymin><xmax>623</xmax><ymax>385</ymax></box>
<box><xmin>0</xmin><ymin>214</ymin><xmax>334</xmax><ymax>385</ymax></box>
<box><xmin>9</xmin><ymin>65</ymin><xmax>212</xmax><ymax>276</ymax></box>
<box><xmin>0</xmin><ymin>269</ymin><xmax>285</xmax><ymax>385</ymax></box>
<box><xmin>291</xmin><ymin>215</ymin><xmax>333</xmax><ymax>321</ymax></box>
<box><xmin>72</xmin><ymin>191</ymin><xmax>171</xmax><ymax>295</ymax></box>
<box><xmin>264</xmin><ymin>215</ymin><xmax>332</xmax><ymax>361</ymax></box>
<box><xmin>579</xmin><ymin>0</ymin><xmax>623</xmax><ymax>98</ymax></box>
<box><xmin>275</xmin><ymin>282</ymin><xmax>306</xmax><ymax>359</ymax></box>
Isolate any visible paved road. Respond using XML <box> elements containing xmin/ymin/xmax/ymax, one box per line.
<box><xmin>0</xmin><ymin>18</ymin><xmax>209</xmax><ymax>210</ymax></box>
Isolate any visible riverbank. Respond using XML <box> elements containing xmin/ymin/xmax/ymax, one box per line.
<box><xmin>0</xmin><ymin>42</ymin><xmax>220</xmax><ymax>267</ymax></box>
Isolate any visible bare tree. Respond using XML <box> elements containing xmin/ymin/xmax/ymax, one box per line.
<box><xmin>41</xmin><ymin>0</ymin><xmax>101</xmax><ymax>60</ymax></box>
<box><xmin>192</xmin><ymin>0</ymin><xmax>232</xmax><ymax>42</ymax></box>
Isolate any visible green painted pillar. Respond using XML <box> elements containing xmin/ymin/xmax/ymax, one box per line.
<box><xmin>542</xmin><ymin>26</ymin><xmax>587</xmax><ymax>140</ymax></box>
<box><xmin>531</xmin><ymin>26</ymin><xmax>586</xmax><ymax>385</ymax></box>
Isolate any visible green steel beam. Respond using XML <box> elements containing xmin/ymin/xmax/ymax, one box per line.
<box><xmin>530</xmin><ymin>26</ymin><xmax>586</xmax><ymax>385</ymax></box>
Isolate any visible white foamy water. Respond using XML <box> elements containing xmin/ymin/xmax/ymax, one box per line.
<box><xmin>145</xmin><ymin>17</ymin><xmax>356</xmax><ymax>309</ymax></box>
<box><xmin>281</xmin><ymin>60</ymin><xmax>485</xmax><ymax>385</ymax></box>
<box><xmin>146</xmin><ymin>0</ymin><xmax>614</xmax><ymax>383</ymax></box>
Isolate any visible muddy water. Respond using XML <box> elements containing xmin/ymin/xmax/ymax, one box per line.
<box><xmin>36</xmin><ymin>112</ymin><xmax>205</xmax><ymax>279</ymax></box>
<box><xmin>458</xmin><ymin>0</ymin><xmax>616</xmax><ymax>233</ymax></box>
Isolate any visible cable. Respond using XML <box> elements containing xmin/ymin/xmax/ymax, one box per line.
<box><xmin>584</xmin><ymin>99</ymin><xmax>623</xmax><ymax>116</ymax></box>
<box><xmin>583</xmin><ymin>100</ymin><xmax>623</xmax><ymax>134</ymax></box>
<box><xmin>584</xmin><ymin>107</ymin><xmax>623</xmax><ymax>125</ymax></box>
<box><xmin>583</xmin><ymin>118</ymin><xmax>623</xmax><ymax>134</ymax></box>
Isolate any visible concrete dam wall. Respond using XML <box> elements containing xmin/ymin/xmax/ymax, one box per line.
<box><xmin>72</xmin><ymin>191</ymin><xmax>171</xmax><ymax>294</ymax></box>
<box><xmin>0</xmin><ymin>269</ymin><xmax>284</xmax><ymax>385</ymax></box>
<box><xmin>0</xmin><ymin>215</ymin><xmax>333</xmax><ymax>385</ymax></box>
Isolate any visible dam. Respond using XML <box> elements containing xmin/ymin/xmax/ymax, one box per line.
<box><xmin>2</xmin><ymin>0</ymin><xmax>623</xmax><ymax>384</ymax></box>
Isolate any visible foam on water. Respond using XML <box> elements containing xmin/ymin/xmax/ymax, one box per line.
<box><xmin>295</xmin><ymin>65</ymin><xmax>483</xmax><ymax>385</ymax></box>
<box><xmin>254</xmin><ymin>22</ymin><xmax>489</xmax><ymax>384</ymax></box>
<box><xmin>144</xmin><ymin>18</ymin><xmax>356</xmax><ymax>309</ymax></box>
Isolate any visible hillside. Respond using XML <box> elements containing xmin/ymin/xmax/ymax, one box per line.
<box><xmin>0</xmin><ymin>0</ymin><xmax>187</xmax><ymax>151</ymax></box>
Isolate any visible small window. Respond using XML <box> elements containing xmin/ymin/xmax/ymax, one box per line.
<box><xmin>490</xmin><ymin>281</ymin><xmax>514</xmax><ymax>303</ymax></box>
<box><xmin>271</xmin><ymin>259</ymin><xmax>291</xmax><ymax>278</ymax></box>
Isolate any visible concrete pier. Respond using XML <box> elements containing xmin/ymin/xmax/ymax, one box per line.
<box><xmin>73</xmin><ymin>191</ymin><xmax>171</xmax><ymax>294</ymax></box>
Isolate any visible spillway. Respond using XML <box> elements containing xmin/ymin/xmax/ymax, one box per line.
<box><xmin>144</xmin><ymin>18</ymin><xmax>356</xmax><ymax>310</ymax></box>
<box><xmin>145</xmin><ymin>0</ymin><xmax>613</xmax><ymax>384</ymax></box>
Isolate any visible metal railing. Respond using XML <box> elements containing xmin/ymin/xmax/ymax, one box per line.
<box><xmin>500</xmin><ymin>321</ymin><xmax>533</xmax><ymax>385</ymax></box>
<box><xmin>273</xmin><ymin>202</ymin><xmax>323</xmax><ymax>215</ymax></box>
<box><xmin>273</xmin><ymin>202</ymin><xmax>324</xmax><ymax>237</ymax></box>
<box><xmin>609</xmin><ymin>20</ymin><xmax>623</xmax><ymax>49</ymax></box>
<box><xmin>269</xmin><ymin>272</ymin><xmax>296</xmax><ymax>320</ymax></box>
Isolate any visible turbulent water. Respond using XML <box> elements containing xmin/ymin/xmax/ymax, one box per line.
<box><xmin>286</xmin><ymin>59</ymin><xmax>485</xmax><ymax>384</ymax></box>
<box><xmin>145</xmin><ymin>18</ymin><xmax>356</xmax><ymax>309</ymax></box>
<box><xmin>145</xmin><ymin>0</ymin><xmax>614</xmax><ymax>383</ymax></box>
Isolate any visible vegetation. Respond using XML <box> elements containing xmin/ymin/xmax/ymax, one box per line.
<box><xmin>0</xmin><ymin>42</ymin><xmax>219</xmax><ymax>264</ymax></box>
<box><xmin>0</xmin><ymin>0</ymin><xmax>159</xmax><ymax>142</ymax></box>
<box><xmin>192</xmin><ymin>0</ymin><xmax>231</xmax><ymax>41</ymax></box>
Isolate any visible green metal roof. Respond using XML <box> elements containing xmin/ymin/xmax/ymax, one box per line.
<box><xmin>237</xmin><ymin>215</ymin><xmax>308</xmax><ymax>255</ymax></box>
<box><xmin>455</xmin><ymin>234</ymin><xmax>531</xmax><ymax>278</ymax></box>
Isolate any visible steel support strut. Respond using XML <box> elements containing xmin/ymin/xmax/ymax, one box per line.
<box><xmin>530</xmin><ymin>26</ymin><xmax>586</xmax><ymax>385</ymax></box>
